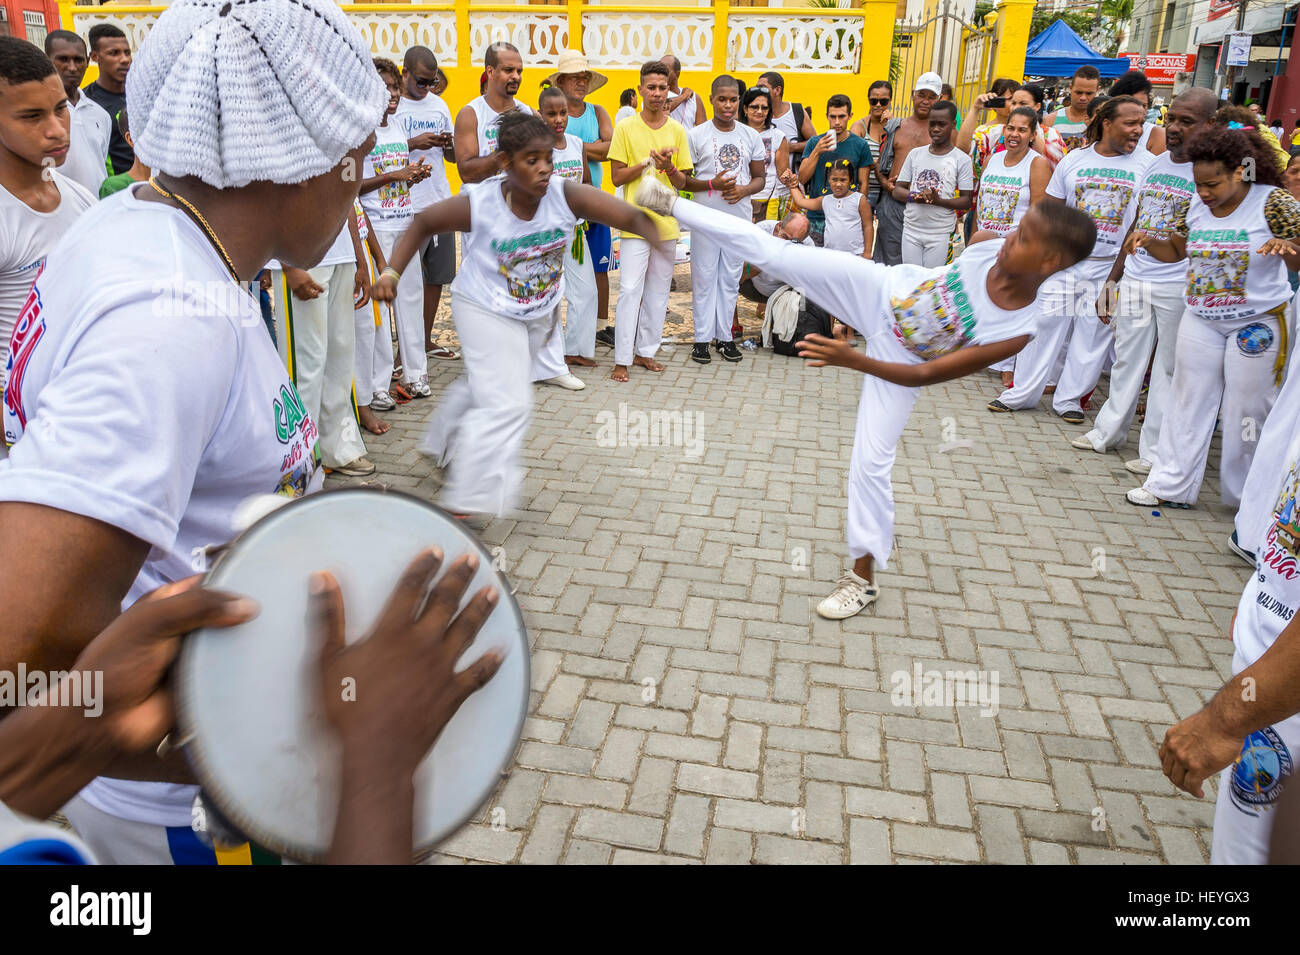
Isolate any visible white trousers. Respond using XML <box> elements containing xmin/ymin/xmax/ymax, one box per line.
<box><xmin>375</xmin><ymin>229</ymin><xmax>427</xmax><ymax>385</ymax></box>
<box><xmin>998</xmin><ymin>257</ymin><xmax>1112</xmax><ymax>412</ymax></box>
<box><xmin>531</xmin><ymin>227</ymin><xmax>597</xmax><ymax>379</ymax></box>
<box><xmin>1144</xmin><ymin>312</ymin><xmax>1282</xmax><ymax>507</ymax></box>
<box><xmin>354</xmin><ymin>239</ymin><xmax>396</xmax><ymax>400</ymax></box>
<box><xmin>691</xmin><ymin>206</ymin><xmax>747</xmax><ymax>343</ymax></box>
<box><xmin>423</xmin><ymin>299</ymin><xmax>559</xmax><ymax>515</ymax></box>
<box><xmin>901</xmin><ymin>230</ymin><xmax>950</xmax><ymax>268</ymax></box>
<box><xmin>614</xmin><ymin>236</ymin><xmax>674</xmax><ymax>367</ymax></box>
<box><xmin>1236</xmin><ymin>303</ymin><xmax>1300</xmax><ymax>551</ymax></box>
<box><xmin>272</xmin><ymin>264</ymin><xmax>366</xmax><ymax>468</ymax></box>
<box><xmin>1081</xmin><ymin>276</ymin><xmax>1186</xmax><ymax>455</ymax></box>
<box><xmin>563</xmin><ymin>227</ymin><xmax>599</xmax><ymax>358</ymax></box>
<box><xmin>674</xmin><ymin>197</ymin><xmax>922</xmax><ymax>568</ymax></box>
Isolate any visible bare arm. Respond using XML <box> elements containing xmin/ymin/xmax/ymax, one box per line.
<box><xmin>891</xmin><ymin>180</ymin><xmax>912</xmax><ymax>203</ymax></box>
<box><xmin>610</xmin><ymin>157</ymin><xmax>652</xmax><ymax>189</ymax></box>
<box><xmin>583</xmin><ymin>105</ymin><xmax>614</xmax><ymax>163</ymax></box>
<box><xmin>1162</xmin><ymin>614</ymin><xmax>1300</xmax><ymax>798</ymax></box>
<box><xmin>775</xmin><ymin>137</ymin><xmax>791</xmax><ymax>182</ymax></box>
<box><xmin>1028</xmin><ymin>155</ymin><xmax>1051</xmax><ymax>207</ymax></box>
<box><xmin>797</xmin><ymin>333</ymin><xmax>1030</xmax><ymax>388</ymax></box>
<box><xmin>693</xmin><ymin>92</ymin><xmax>706</xmax><ymax>127</ymax></box>
<box><xmin>858</xmin><ymin>196</ymin><xmax>874</xmax><ymax>258</ymax></box>
<box><xmin>454</xmin><ymin>108</ymin><xmax>499</xmax><ymax>184</ymax></box>
<box><xmin>372</xmin><ymin>195</ymin><xmax>472</xmax><ymax>299</ymax></box>
<box><xmin>956</xmin><ymin>93</ymin><xmax>992</xmax><ymax>155</ymax></box>
<box><xmin>563</xmin><ymin>181</ymin><xmax>661</xmax><ymax>242</ymax></box>
<box><xmin>0</xmin><ymin>503</ymin><xmax>194</xmax><ymax>782</ymax></box>
<box><xmin>797</xmin><ymin>136</ymin><xmax>829</xmax><ymax>183</ymax></box>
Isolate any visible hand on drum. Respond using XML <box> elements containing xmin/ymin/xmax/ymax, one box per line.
<box><xmin>312</xmin><ymin>549</ymin><xmax>504</xmax><ymax>778</ymax></box>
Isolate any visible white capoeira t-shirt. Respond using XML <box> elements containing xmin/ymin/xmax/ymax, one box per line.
<box><xmin>0</xmin><ymin>185</ymin><xmax>323</xmax><ymax>827</ymax></box>
<box><xmin>1047</xmin><ymin>144</ymin><xmax>1152</xmax><ymax>259</ymax></box>
<box><xmin>975</xmin><ymin>149</ymin><xmax>1034</xmax><ymax>236</ymax></box>
<box><xmin>883</xmin><ymin>236</ymin><xmax>1040</xmax><ymax>362</ymax></box>
<box><xmin>453</xmin><ymin>174</ymin><xmax>576</xmax><ymax>321</ymax></box>
<box><xmin>465</xmin><ymin>95</ymin><xmax>535</xmax><ymax>158</ymax></box>
<box><xmin>359</xmin><ymin>121</ymin><xmax>414</xmax><ymax>231</ymax></box>
<box><xmin>1213</xmin><ymin>424</ymin><xmax>1300</xmax><ymax>864</ymax></box>
<box><xmin>687</xmin><ymin>121</ymin><xmax>765</xmax><ymax>219</ymax></box>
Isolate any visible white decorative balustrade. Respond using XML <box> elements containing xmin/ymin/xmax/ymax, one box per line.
<box><xmin>73</xmin><ymin>9</ymin><xmax>162</xmax><ymax>54</ymax></box>
<box><xmin>728</xmin><ymin>13</ymin><xmax>862</xmax><ymax>73</ymax></box>
<box><xmin>468</xmin><ymin>11</ymin><xmax>570</xmax><ymax>69</ymax></box>
<box><xmin>581</xmin><ymin>13</ymin><xmax>713</xmax><ymax>71</ymax></box>
<box><xmin>351</xmin><ymin>10</ymin><xmax>458</xmax><ymax>62</ymax></box>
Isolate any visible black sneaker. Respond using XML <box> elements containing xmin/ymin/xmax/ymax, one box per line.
<box><xmin>719</xmin><ymin>340</ymin><xmax>743</xmax><ymax>362</ymax></box>
<box><xmin>1060</xmin><ymin>409</ymin><xmax>1085</xmax><ymax>424</ymax></box>
<box><xmin>595</xmin><ymin>326</ymin><xmax>616</xmax><ymax>347</ymax></box>
<box><xmin>691</xmin><ymin>343</ymin><xmax>712</xmax><ymax>364</ymax></box>
<box><xmin>987</xmin><ymin>398</ymin><xmax>1012</xmax><ymax>413</ymax></box>
<box><xmin>1229</xmin><ymin>530</ymin><xmax>1256</xmax><ymax>566</ymax></box>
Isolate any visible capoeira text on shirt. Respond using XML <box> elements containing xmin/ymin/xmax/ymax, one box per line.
<box><xmin>1187</xmin><ymin>229</ymin><xmax>1250</xmax><ymax>313</ymax></box>
<box><xmin>1072</xmin><ymin>169</ymin><xmax>1136</xmax><ymax>243</ymax></box>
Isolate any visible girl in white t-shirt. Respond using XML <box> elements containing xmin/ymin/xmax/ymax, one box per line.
<box><xmin>372</xmin><ymin>111</ymin><xmax>660</xmax><ymax>517</ymax></box>
<box><xmin>785</xmin><ymin>161</ymin><xmax>872</xmax><ymax>256</ymax></box>
<box><xmin>1126</xmin><ymin>126</ymin><xmax>1300</xmax><ymax>510</ymax></box>
<box><xmin>536</xmin><ymin>85</ymin><xmax>599</xmax><ymax>378</ymax></box>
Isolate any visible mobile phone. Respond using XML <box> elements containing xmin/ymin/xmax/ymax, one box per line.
<box><xmin>986</xmin><ymin>97</ymin><xmax>1006</xmax><ymax>109</ymax></box>
<box><xmin>826</xmin><ymin>128</ymin><xmax>837</xmax><ymax>148</ymax></box>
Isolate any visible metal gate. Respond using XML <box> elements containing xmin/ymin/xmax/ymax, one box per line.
<box><xmin>892</xmin><ymin>0</ymin><xmax>999</xmax><ymax>118</ymax></box>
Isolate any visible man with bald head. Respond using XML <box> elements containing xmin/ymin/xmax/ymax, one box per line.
<box><xmin>660</xmin><ymin>54</ymin><xmax>705</xmax><ymax>128</ymax></box>
<box><xmin>1071</xmin><ymin>87</ymin><xmax>1220</xmax><ymax>471</ymax></box>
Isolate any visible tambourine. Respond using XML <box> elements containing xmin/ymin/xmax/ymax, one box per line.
<box><xmin>174</xmin><ymin>488</ymin><xmax>529</xmax><ymax>863</ymax></box>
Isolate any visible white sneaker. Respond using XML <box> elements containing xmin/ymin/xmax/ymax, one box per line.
<box><xmin>371</xmin><ymin>390</ymin><xmax>396</xmax><ymax>411</ymax></box>
<box><xmin>543</xmin><ymin>373</ymin><xmax>586</xmax><ymax>391</ymax></box>
<box><xmin>816</xmin><ymin>571</ymin><xmax>878</xmax><ymax>620</ymax></box>
<box><xmin>1126</xmin><ymin>487</ymin><xmax>1159</xmax><ymax>506</ymax></box>
<box><xmin>1070</xmin><ymin>435</ymin><xmax>1096</xmax><ymax>451</ymax></box>
<box><xmin>407</xmin><ymin>375</ymin><xmax>432</xmax><ymax>398</ymax></box>
<box><xmin>636</xmin><ymin>176</ymin><xmax>678</xmax><ymax>216</ymax></box>
<box><xmin>1124</xmin><ymin>457</ymin><xmax>1152</xmax><ymax>475</ymax></box>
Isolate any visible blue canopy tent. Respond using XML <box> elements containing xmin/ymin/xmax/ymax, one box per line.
<box><xmin>1023</xmin><ymin>20</ymin><xmax>1133</xmax><ymax>78</ymax></box>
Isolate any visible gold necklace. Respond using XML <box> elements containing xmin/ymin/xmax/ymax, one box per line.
<box><xmin>148</xmin><ymin>177</ymin><xmax>240</xmax><ymax>282</ymax></box>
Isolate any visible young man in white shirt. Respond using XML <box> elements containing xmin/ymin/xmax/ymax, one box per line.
<box><xmin>686</xmin><ymin>75</ymin><xmax>766</xmax><ymax>364</ymax></box>
<box><xmin>0</xmin><ymin>37</ymin><xmax>95</xmax><ymax>420</ymax></box>
<box><xmin>396</xmin><ymin>45</ymin><xmax>460</xmax><ymax>361</ymax></box>
<box><xmin>892</xmin><ymin>100</ymin><xmax>973</xmax><ymax>267</ymax></box>
<box><xmin>43</xmin><ymin>30</ymin><xmax>111</xmax><ymax>197</ymax></box>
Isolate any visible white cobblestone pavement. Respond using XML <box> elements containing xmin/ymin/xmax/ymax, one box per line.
<box><xmin>327</xmin><ymin>265</ymin><xmax>1240</xmax><ymax>864</ymax></box>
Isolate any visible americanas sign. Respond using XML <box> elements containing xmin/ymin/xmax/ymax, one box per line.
<box><xmin>1121</xmin><ymin>53</ymin><xmax>1196</xmax><ymax>83</ymax></box>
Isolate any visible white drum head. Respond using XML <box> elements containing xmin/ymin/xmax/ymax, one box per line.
<box><xmin>175</xmin><ymin>488</ymin><xmax>529</xmax><ymax>862</ymax></box>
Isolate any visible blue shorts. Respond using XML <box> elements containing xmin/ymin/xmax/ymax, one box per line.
<box><xmin>587</xmin><ymin>222</ymin><xmax>612</xmax><ymax>274</ymax></box>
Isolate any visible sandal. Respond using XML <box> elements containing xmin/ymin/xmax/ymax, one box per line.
<box><xmin>427</xmin><ymin>345</ymin><xmax>461</xmax><ymax>360</ymax></box>
<box><xmin>390</xmin><ymin>382</ymin><xmax>413</xmax><ymax>404</ymax></box>
<box><xmin>391</xmin><ymin>364</ymin><xmax>403</xmax><ymax>382</ymax></box>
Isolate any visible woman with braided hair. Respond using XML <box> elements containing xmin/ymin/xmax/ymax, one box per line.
<box><xmin>1126</xmin><ymin>124</ymin><xmax>1300</xmax><ymax>511</ymax></box>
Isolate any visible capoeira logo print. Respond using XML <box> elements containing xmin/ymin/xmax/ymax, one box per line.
<box><xmin>494</xmin><ymin>229</ymin><xmax>568</xmax><ymax>306</ymax></box>
<box><xmin>1188</xmin><ymin>247</ymin><xmax>1249</xmax><ymax>301</ymax></box>
<box><xmin>1074</xmin><ymin>180</ymin><xmax>1133</xmax><ymax>232</ymax></box>
<box><xmin>977</xmin><ymin>181</ymin><xmax>1019</xmax><ymax>231</ymax></box>
<box><xmin>717</xmin><ymin>142</ymin><xmax>742</xmax><ymax>174</ymax></box>
<box><xmin>890</xmin><ymin>267</ymin><xmax>977</xmax><ymax>359</ymax></box>
<box><xmin>1229</xmin><ymin>727</ymin><xmax>1293</xmax><ymax>815</ymax></box>
<box><xmin>914</xmin><ymin>168</ymin><xmax>942</xmax><ymax>194</ymax></box>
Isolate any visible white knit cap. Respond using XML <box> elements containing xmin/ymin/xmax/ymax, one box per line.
<box><xmin>127</xmin><ymin>0</ymin><xmax>388</xmax><ymax>188</ymax></box>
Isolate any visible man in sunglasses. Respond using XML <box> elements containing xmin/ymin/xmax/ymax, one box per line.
<box><xmin>397</xmin><ymin>46</ymin><xmax>460</xmax><ymax>360</ymax></box>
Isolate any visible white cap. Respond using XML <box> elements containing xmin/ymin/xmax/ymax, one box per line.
<box><xmin>914</xmin><ymin>72</ymin><xmax>944</xmax><ymax>96</ymax></box>
<box><xmin>127</xmin><ymin>0</ymin><xmax>388</xmax><ymax>189</ymax></box>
